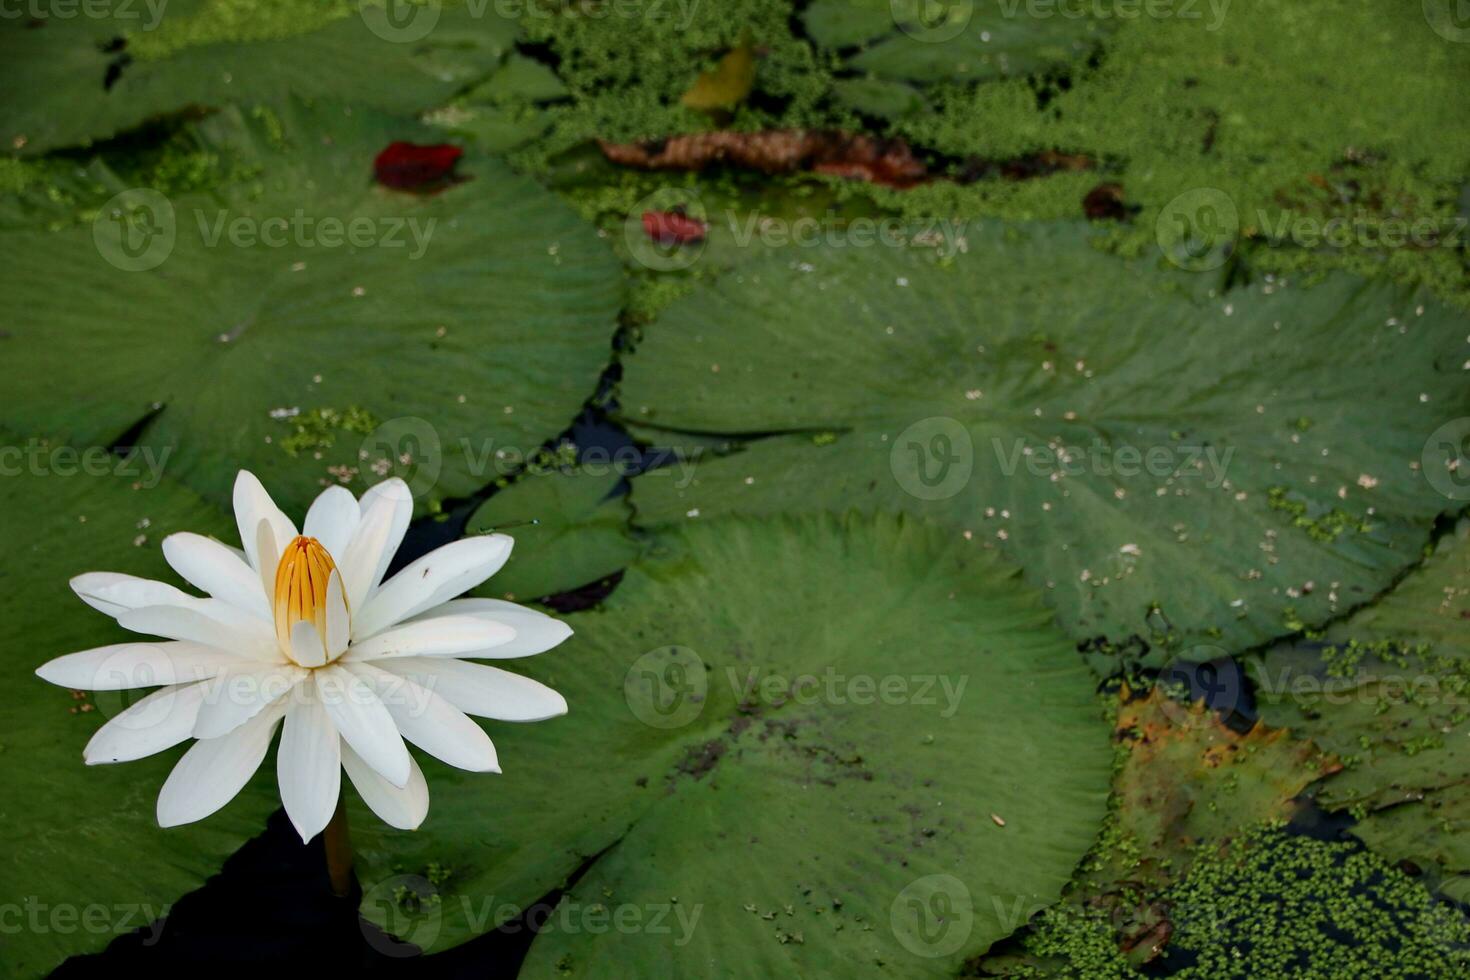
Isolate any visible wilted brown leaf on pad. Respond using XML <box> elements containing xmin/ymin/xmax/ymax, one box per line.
<box><xmin>598</xmin><ymin>130</ymin><xmax>928</xmax><ymax>187</ymax></box>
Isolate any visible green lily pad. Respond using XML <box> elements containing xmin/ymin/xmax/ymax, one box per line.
<box><xmin>0</xmin><ymin>445</ymin><xmax>277</xmax><ymax>977</ymax></box>
<box><xmin>352</xmin><ymin>514</ymin><xmax>1111</xmax><ymax>971</ymax></box>
<box><xmin>832</xmin><ymin>77</ymin><xmax>928</xmax><ymax>120</ymax></box>
<box><xmin>465</xmin><ymin>52</ymin><xmax>570</xmax><ymax>104</ymax></box>
<box><xmin>1252</xmin><ymin>519</ymin><xmax>1470</xmax><ymax>898</ymax></box>
<box><xmin>0</xmin><ymin>99</ymin><xmax>622</xmax><ymax>515</ymax></box>
<box><xmin>805</xmin><ymin>0</ymin><xmax>1107</xmax><ymax>85</ymax></box>
<box><xmin>466</xmin><ymin>465</ymin><xmax>640</xmax><ymax>601</ymax></box>
<box><xmin>620</xmin><ymin>222</ymin><xmax>1470</xmax><ymax>661</ymax></box>
<box><xmin>1</xmin><ymin>1</ymin><xmax>517</xmax><ymax>155</ymax></box>
<box><xmin>1351</xmin><ymin>783</ymin><xmax>1470</xmax><ymax>898</ymax></box>
<box><xmin>425</xmin><ymin>52</ymin><xmax>567</xmax><ymax>153</ymax></box>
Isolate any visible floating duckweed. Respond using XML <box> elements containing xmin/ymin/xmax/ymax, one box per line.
<box><xmin>275</xmin><ymin>405</ymin><xmax>379</xmax><ymax>457</ymax></box>
<box><xmin>1266</xmin><ymin>486</ymin><xmax>1372</xmax><ymax>543</ymax></box>
<box><xmin>985</xmin><ymin>825</ymin><xmax>1470</xmax><ymax>978</ymax></box>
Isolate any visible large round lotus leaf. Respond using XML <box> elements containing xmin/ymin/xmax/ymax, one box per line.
<box><xmin>0</xmin><ymin>99</ymin><xmax>622</xmax><ymax>515</ymax></box>
<box><xmin>466</xmin><ymin>465</ymin><xmax>641</xmax><ymax>601</ymax></box>
<box><xmin>351</xmin><ymin>515</ymin><xmax>1110</xmax><ymax>973</ymax></box>
<box><xmin>1252</xmin><ymin>520</ymin><xmax>1470</xmax><ymax>899</ymax></box>
<box><xmin>1</xmin><ymin>1</ymin><xmax>516</xmax><ymax>155</ymax></box>
<box><xmin>0</xmin><ymin>443</ymin><xmax>277</xmax><ymax>977</ymax></box>
<box><xmin>804</xmin><ymin>0</ymin><xmax>1107</xmax><ymax>85</ymax></box>
<box><xmin>620</xmin><ymin>222</ymin><xmax>1470</xmax><ymax>660</ymax></box>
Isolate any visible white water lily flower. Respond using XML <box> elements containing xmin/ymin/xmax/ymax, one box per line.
<box><xmin>35</xmin><ymin>471</ymin><xmax>571</xmax><ymax>842</ymax></box>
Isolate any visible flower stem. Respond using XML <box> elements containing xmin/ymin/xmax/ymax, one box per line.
<box><xmin>323</xmin><ymin>798</ymin><xmax>354</xmax><ymax>898</ymax></box>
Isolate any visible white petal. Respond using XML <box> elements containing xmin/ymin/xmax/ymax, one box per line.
<box><xmin>344</xmin><ymin>615</ymin><xmax>515</xmax><ymax>663</ymax></box>
<box><xmin>314</xmin><ymin>665</ymin><xmax>411</xmax><ymax>788</ymax></box>
<box><xmin>85</xmin><ymin>682</ymin><xmax>209</xmax><ymax>764</ymax></box>
<box><xmin>36</xmin><ymin>641</ymin><xmax>251</xmax><ymax>691</ymax></box>
<box><xmin>411</xmin><ymin>598</ymin><xmax>573</xmax><ymax>659</ymax></box>
<box><xmin>303</xmin><ymin>485</ymin><xmax>361</xmax><ymax>558</ymax></box>
<box><xmin>277</xmin><ymin>692</ymin><xmax>342</xmax><ymax>843</ymax></box>
<box><xmin>290</xmin><ymin>620</ymin><xmax>328</xmax><ymax>669</ymax></box>
<box><xmin>156</xmin><ymin>699</ymin><xmax>286</xmax><ymax>828</ymax></box>
<box><xmin>341</xmin><ymin>741</ymin><xmax>427</xmax><ymax>830</ymax></box>
<box><xmin>234</xmin><ymin>470</ymin><xmax>297</xmax><ymax>573</ymax></box>
<box><xmin>339</xmin><ymin>478</ymin><xmax>412</xmax><ymax>614</ymax></box>
<box><xmin>325</xmin><ymin>571</ymin><xmax>350</xmax><ymax>659</ymax></box>
<box><xmin>161</xmin><ymin>532</ymin><xmax>272</xmax><ymax>620</ymax></box>
<box><xmin>256</xmin><ymin>519</ymin><xmax>281</xmax><ymax>601</ymax></box>
<box><xmin>192</xmin><ymin>664</ymin><xmax>305</xmax><ymax>739</ymax></box>
<box><xmin>118</xmin><ymin>600</ymin><xmax>279</xmax><ymax>660</ymax></box>
<box><xmin>354</xmin><ymin>536</ymin><xmax>513</xmax><ymax>640</ymax></box>
<box><xmin>349</xmin><ymin>663</ymin><xmax>499</xmax><ymax>772</ymax></box>
<box><xmin>377</xmin><ymin>657</ymin><xmax>567</xmax><ymax>722</ymax></box>
<box><xmin>70</xmin><ymin>572</ymin><xmax>190</xmax><ymax>619</ymax></box>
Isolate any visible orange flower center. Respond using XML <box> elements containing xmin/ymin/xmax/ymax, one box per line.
<box><xmin>273</xmin><ymin>536</ymin><xmax>338</xmax><ymax>653</ymax></box>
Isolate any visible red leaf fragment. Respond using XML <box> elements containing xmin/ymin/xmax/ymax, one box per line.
<box><xmin>374</xmin><ymin>141</ymin><xmax>463</xmax><ymax>190</ymax></box>
<box><xmin>642</xmin><ymin>210</ymin><xmax>707</xmax><ymax>245</ymax></box>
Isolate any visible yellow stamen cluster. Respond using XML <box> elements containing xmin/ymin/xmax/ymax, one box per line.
<box><xmin>274</xmin><ymin>536</ymin><xmax>338</xmax><ymax>654</ymax></box>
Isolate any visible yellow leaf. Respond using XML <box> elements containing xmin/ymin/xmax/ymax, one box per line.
<box><xmin>680</xmin><ymin>39</ymin><xmax>757</xmax><ymax>112</ymax></box>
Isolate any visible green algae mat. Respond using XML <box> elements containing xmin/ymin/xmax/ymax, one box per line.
<box><xmin>2</xmin><ymin>1</ymin><xmax>1470</xmax><ymax>978</ymax></box>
